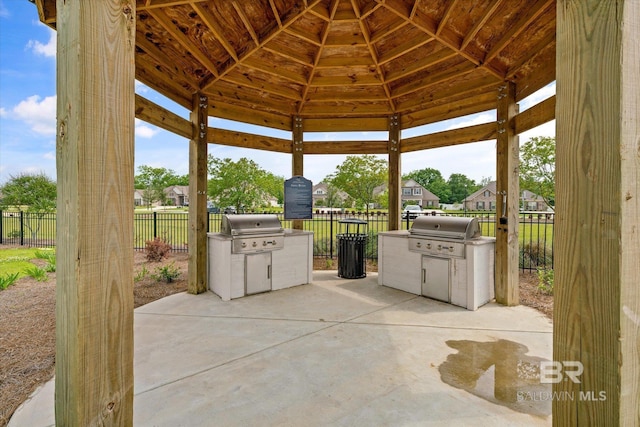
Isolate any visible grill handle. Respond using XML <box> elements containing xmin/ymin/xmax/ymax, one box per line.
<box><xmin>267</xmin><ymin>265</ymin><xmax>271</xmax><ymax>279</ymax></box>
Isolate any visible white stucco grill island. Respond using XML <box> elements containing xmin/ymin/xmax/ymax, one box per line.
<box><xmin>378</xmin><ymin>216</ymin><xmax>495</xmax><ymax>311</ymax></box>
<box><xmin>208</xmin><ymin>215</ymin><xmax>313</xmax><ymax>300</ymax></box>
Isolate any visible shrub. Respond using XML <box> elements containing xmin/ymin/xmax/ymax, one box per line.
<box><xmin>145</xmin><ymin>237</ymin><xmax>172</xmax><ymax>262</ymax></box>
<box><xmin>36</xmin><ymin>250</ymin><xmax>56</xmax><ymax>272</ymax></box>
<box><xmin>519</xmin><ymin>242</ymin><xmax>553</xmax><ymax>269</ymax></box>
<box><xmin>536</xmin><ymin>268</ymin><xmax>554</xmax><ymax>295</ymax></box>
<box><xmin>152</xmin><ymin>263</ymin><xmax>181</xmax><ymax>283</ymax></box>
<box><xmin>0</xmin><ymin>272</ymin><xmax>20</xmax><ymax>290</ymax></box>
<box><xmin>134</xmin><ymin>265</ymin><xmax>149</xmax><ymax>282</ymax></box>
<box><xmin>24</xmin><ymin>265</ymin><xmax>48</xmax><ymax>282</ymax></box>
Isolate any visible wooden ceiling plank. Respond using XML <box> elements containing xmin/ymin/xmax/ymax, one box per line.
<box><xmin>285</xmin><ymin>26</ymin><xmax>323</xmax><ymax>46</ymax></box>
<box><xmin>351</xmin><ymin>0</ymin><xmax>395</xmax><ymax>111</ymax></box>
<box><xmin>377</xmin><ymin>33</ymin><xmax>434</xmax><ymax>65</ymax></box>
<box><xmin>436</xmin><ymin>0</ymin><xmax>458</xmax><ymax>37</ymax></box>
<box><xmin>135</xmin><ymin>61</ymin><xmax>192</xmax><ymax>109</ymax></box>
<box><xmin>209</xmin><ymin>127</ymin><xmax>292</xmax><ymax>153</ymax></box>
<box><xmin>192</xmin><ymin>3</ymin><xmax>239</xmax><ymax>62</ymax></box>
<box><xmin>384</xmin><ymin>48</ymin><xmax>458</xmax><ymax>83</ymax></box>
<box><xmin>208</xmin><ymin>102</ymin><xmax>292</xmax><ymax>131</ymax></box>
<box><xmin>232</xmin><ymin>1</ymin><xmax>260</xmax><ymax>45</ymax></box>
<box><xmin>310</xmin><ymin>74</ymin><xmax>383</xmax><ymax>86</ymax></box>
<box><xmin>396</xmin><ymin>76</ymin><xmax>500</xmax><ymax>111</ymax></box>
<box><xmin>136</xmin><ymin>37</ymin><xmax>200</xmax><ymax>87</ymax></box>
<box><xmin>242</xmin><ymin>58</ymin><xmax>309</xmax><ymax>85</ymax></box>
<box><xmin>263</xmin><ymin>45</ymin><xmax>314</xmax><ymax>67</ymax></box>
<box><xmin>391</xmin><ymin>61</ymin><xmax>476</xmax><ymax>99</ymax></box>
<box><xmin>135</xmin><ymin>94</ymin><xmax>192</xmax><ymax>139</ymax></box>
<box><xmin>223</xmin><ymin>73</ymin><xmax>302</xmax><ymax>101</ymax></box>
<box><xmin>484</xmin><ymin>0</ymin><xmax>553</xmax><ymax>64</ymax></box>
<box><xmin>514</xmin><ymin>95</ymin><xmax>555</xmax><ymax>135</ymax></box>
<box><xmin>402</xmin><ymin>94</ymin><xmax>496</xmax><ymax>129</ymax></box>
<box><xmin>460</xmin><ymin>0</ymin><xmax>503</xmax><ymax>50</ymax></box>
<box><xmin>138</xmin><ymin>0</ymin><xmax>209</xmax><ymax>10</ymax></box>
<box><xmin>316</xmin><ymin>56</ymin><xmax>373</xmax><ymax>67</ymax></box>
<box><xmin>304</xmin><ymin>116</ymin><xmax>389</xmax><ymax>131</ymax></box>
<box><xmin>402</xmin><ymin>122</ymin><xmax>497</xmax><ymax>152</ymax></box>
<box><xmin>203</xmin><ymin>0</ymin><xmax>324</xmax><ymax>91</ymax></box>
<box><xmin>369</xmin><ymin>19</ymin><xmax>409</xmax><ymax>44</ymax></box>
<box><xmin>506</xmin><ymin>32</ymin><xmax>555</xmax><ymax>79</ymax></box>
<box><xmin>301</xmin><ymin>102</ymin><xmax>392</xmax><ymax>115</ymax></box>
<box><xmin>148</xmin><ymin>8</ymin><xmax>220</xmax><ymax>78</ymax></box>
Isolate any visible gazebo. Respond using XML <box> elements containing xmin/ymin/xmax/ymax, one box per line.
<box><xmin>32</xmin><ymin>0</ymin><xmax>638</xmax><ymax>425</ymax></box>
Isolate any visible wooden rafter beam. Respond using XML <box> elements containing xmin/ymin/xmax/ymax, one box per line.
<box><xmin>377</xmin><ymin>33</ymin><xmax>433</xmax><ymax>65</ymax></box>
<box><xmin>135</xmin><ymin>60</ymin><xmax>193</xmax><ymax>109</ymax></box>
<box><xmin>203</xmin><ymin>0</ymin><xmax>323</xmax><ymax>91</ymax></box>
<box><xmin>192</xmin><ymin>3</ymin><xmax>239</xmax><ymax>62</ymax></box>
<box><xmin>402</xmin><ymin>122</ymin><xmax>497</xmax><ymax>152</ymax></box>
<box><xmin>223</xmin><ymin>72</ymin><xmax>302</xmax><ymax>101</ymax></box>
<box><xmin>351</xmin><ymin>0</ymin><xmax>395</xmax><ymax>111</ymax></box>
<box><xmin>136</xmin><ymin>36</ymin><xmax>199</xmax><ymax>87</ymax></box>
<box><xmin>376</xmin><ymin>0</ymin><xmax>504</xmax><ymax>80</ymax></box>
<box><xmin>303</xmin><ymin>140</ymin><xmax>388</xmax><ymax>154</ymax></box>
<box><xmin>391</xmin><ymin>61</ymin><xmax>476</xmax><ymax>99</ymax></box>
<box><xmin>436</xmin><ymin>0</ymin><xmax>458</xmax><ymax>36</ymax></box>
<box><xmin>135</xmin><ymin>94</ymin><xmax>192</xmax><ymax>139</ymax></box>
<box><xmin>137</xmin><ymin>0</ymin><xmax>209</xmax><ymax>11</ymax></box>
<box><xmin>297</xmin><ymin>0</ymin><xmax>340</xmax><ymax>114</ymax></box>
<box><xmin>514</xmin><ymin>95</ymin><xmax>555</xmax><ymax>135</ymax></box>
<box><xmin>232</xmin><ymin>1</ymin><xmax>260</xmax><ymax>45</ymax></box>
<box><xmin>384</xmin><ymin>47</ymin><xmax>457</xmax><ymax>83</ymax></box>
<box><xmin>506</xmin><ymin>31</ymin><xmax>555</xmax><ymax>79</ymax></box>
<box><xmin>460</xmin><ymin>0</ymin><xmax>502</xmax><ymax>50</ymax></box>
<box><xmin>269</xmin><ymin>0</ymin><xmax>283</xmax><ymax>28</ymax></box>
<box><xmin>208</xmin><ymin>128</ymin><xmax>292</xmax><ymax>153</ymax></box>
<box><xmin>147</xmin><ymin>8</ymin><xmax>219</xmax><ymax>78</ymax></box>
<box><xmin>483</xmin><ymin>0</ymin><xmax>553</xmax><ymax>64</ymax></box>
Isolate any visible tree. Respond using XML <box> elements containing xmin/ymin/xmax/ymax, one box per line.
<box><xmin>134</xmin><ymin>166</ymin><xmax>181</xmax><ymax>207</ymax></box>
<box><xmin>208</xmin><ymin>157</ymin><xmax>281</xmax><ymax>210</ymax></box>
<box><xmin>447</xmin><ymin>173</ymin><xmax>478</xmax><ymax>204</ymax></box>
<box><xmin>403</xmin><ymin>168</ymin><xmax>451</xmax><ymax>203</ymax></box>
<box><xmin>520</xmin><ymin>136</ymin><xmax>555</xmax><ymax>210</ymax></box>
<box><xmin>327</xmin><ymin>155</ymin><xmax>387</xmax><ymax>214</ymax></box>
<box><xmin>0</xmin><ymin>173</ymin><xmax>57</xmax><ymax>239</ymax></box>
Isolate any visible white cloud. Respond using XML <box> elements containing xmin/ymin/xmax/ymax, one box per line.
<box><xmin>520</xmin><ymin>82</ymin><xmax>556</xmax><ymax>111</ymax></box>
<box><xmin>11</xmin><ymin>95</ymin><xmax>57</xmax><ymax>135</ymax></box>
<box><xmin>27</xmin><ymin>28</ymin><xmax>56</xmax><ymax>58</ymax></box>
<box><xmin>43</xmin><ymin>151</ymin><xmax>56</xmax><ymax>160</ymax></box>
<box><xmin>135</xmin><ymin>119</ymin><xmax>159</xmax><ymax>138</ymax></box>
<box><xmin>0</xmin><ymin>1</ymin><xmax>9</xmax><ymax>18</ymax></box>
<box><xmin>0</xmin><ymin>107</ymin><xmax>7</xmax><ymax>117</ymax></box>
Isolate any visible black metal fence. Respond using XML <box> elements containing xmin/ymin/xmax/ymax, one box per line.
<box><xmin>1</xmin><ymin>209</ymin><xmax>554</xmax><ymax>271</ymax></box>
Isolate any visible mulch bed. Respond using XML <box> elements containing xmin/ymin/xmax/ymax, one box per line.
<box><xmin>1</xmin><ymin>252</ymin><xmax>552</xmax><ymax>426</ymax></box>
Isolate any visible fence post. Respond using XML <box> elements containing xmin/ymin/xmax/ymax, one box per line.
<box><xmin>20</xmin><ymin>210</ymin><xmax>24</xmax><ymax>246</ymax></box>
<box><xmin>206</xmin><ymin>211</ymin><xmax>210</xmax><ymax>232</ymax></box>
<box><xmin>330</xmin><ymin>209</ymin><xmax>334</xmax><ymax>258</ymax></box>
<box><xmin>0</xmin><ymin>210</ymin><xmax>3</xmax><ymax>245</ymax></box>
<box><xmin>153</xmin><ymin>211</ymin><xmax>157</xmax><ymax>238</ymax></box>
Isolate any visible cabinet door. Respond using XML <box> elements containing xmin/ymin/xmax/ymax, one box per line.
<box><xmin>245</xmin><ymin>252</ymin><xmax>271</xmax><ymax>295</ymax></box>
<box><xmin>421</xmin><ymin>256</ymin><xmax>450</xmax><ymax>302</ymax></box>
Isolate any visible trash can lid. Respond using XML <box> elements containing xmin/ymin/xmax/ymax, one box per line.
<box><xmin>338</xmin><ymin>218</ymin><xmax>367</xmax><ymax>224</ymax></box>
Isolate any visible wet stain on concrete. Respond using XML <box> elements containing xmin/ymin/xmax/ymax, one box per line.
<box><xmin>439</xmin><ymin>339</ymin><xmax>551</xmax><ymax>417</ymax></box>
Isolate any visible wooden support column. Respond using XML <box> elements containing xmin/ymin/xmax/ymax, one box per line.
<box><xmin>55</xmin><ymin>1</ymin><xmax>135</xmax><ymax>424</ymax></box>
<box><xmin>388</xmin><ymin>114</ymin><xmax>401</xmax><ymax>230</ymax></box>
<box><xmin>554</xmin><ymin>1</ymin><xmax>640</xmax><ymax>425</ymax></box>
<box><xmin>495</xmin><ymin>82</ymin><xmax>519</xmax><ymax>306</ymax></box>
<box><xmin>292</xmin><ymin>116</ymin><xmax>304</xmax><ymax>230</ymax></box>
<box><xmin>188</xmin><ymin>93</ymin><xmax>208</xmax><ymax>294</ymax></box>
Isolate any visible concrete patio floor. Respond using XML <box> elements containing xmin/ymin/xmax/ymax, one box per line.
<box><xmin>10</xmin><ymin>271</ymin><xmax>553</xmax><ymax>426</ymax></box>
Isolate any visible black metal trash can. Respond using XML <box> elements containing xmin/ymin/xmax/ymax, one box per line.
<box><xmin>337</xmin><ymin>218</ymin><xmax>368</xmax><ymax>279</ymax></box>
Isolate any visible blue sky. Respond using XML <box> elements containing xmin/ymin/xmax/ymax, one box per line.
<box><xmin>0</xmin><ymin>0</ymin><xmax>555</xmax><ymax>186</ymax></box>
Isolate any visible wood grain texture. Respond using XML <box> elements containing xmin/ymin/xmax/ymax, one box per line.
<box><xmin>208</xmin><ymin>128</ymin><xmax>292</xmax><ymax>153</ymax></box>
<box><xmin>554</xmin><ymin>1</ymin><xmax>640</xmax><ymax>425</ymax></box>
<box><xmin>188</xmin><ymin>93</ymin><xmax>208</xmax><ymax>294</ymax></box>
<box><xmin>292</xmin><ymin>116</ymin><xmax>304</xmax><ymax>230</ymax></box>
<box><xmin>135</xmin><ymin>94</ymin><xmax>191</xmax><ymax>139</ymax></box>
<box><xmin>513</xmin><ymin>95</ymin><xmax>555</xmax><ymax>136</ymax></box>
<box><xmin>494</xmin><ymin>81</ymin><xmax>519</xmax><ymax>306</ymax></box>
<box><xmin>55</xmin><ymin>1</ymin><xmax>135</xmax><ymax>424</ymax></box>
<box><xmin>402</xmin><ymin>122</ymin><xmax>497</xmax><ymax>152</ymax></box>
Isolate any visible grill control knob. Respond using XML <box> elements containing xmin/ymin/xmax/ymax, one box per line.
<box><xmin>437</xmin><ymin>244</ymin><xmax>442</xmax><ymax>250</ymax></box>
<box><xmin>252</xmin><ymin>242</ymin><xmax>257</xmax><ymax>247</ymax></box>
<box><xmin>416</xmin><ymin>242</ymin><xmax>421</xmax><ymax>248</ymax></box>
<box><xmin>426</xmin><ymin>243</ymin><xmax>431</xmax><ymax>249</ymax></box>
<box><xmin>263</xmin><ymin>241</ymin><xmax>267</xmax><ymax>246</ymax></box>
<box><xmin>449</xmin><ymin>247</ymin><xmax>454</xmax><ymax>252</ymax></box>
<box><xmin>241</xmin><ymin>242</ymin><xmax>247</xmax><ymax>248</ymax></box>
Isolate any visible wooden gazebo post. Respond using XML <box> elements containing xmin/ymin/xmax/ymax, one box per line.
<box><xmin>292</xmin><ymin>116</ymin><xmax>304</xmax><ymax>230</ymax></box>
<box><xmin>188</xmin><ymin>93</ymin><xmax>208</xmax><ymax>294</ymax></box>
<box><xmin>495</xmin><ymin>82</ymin><xmax>519</xmax><ymax>305</ymax></box>
<box><xmin>55</xmin><ymin>1</ymin><xmax>135</xmax><ymax>424</ymax></box>
<box><xmin>554</xmin><ymin>0</ymin><xmax>639</xmax><ymax>424</ymax></box>
<box><xmin>388</xmin><ymin>114</ymin><xmax>401</xmax><ymax>231</ymax></box>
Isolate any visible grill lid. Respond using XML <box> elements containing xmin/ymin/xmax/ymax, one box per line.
<box><xmin>220</xmin><ymin>214</ymin><xmax>284</xmax><ymax>236</ymax></box>
<box><xmin>409</xmin><ymin>216</ymin><xmax>480</xmax><ymax>240</ymax></box>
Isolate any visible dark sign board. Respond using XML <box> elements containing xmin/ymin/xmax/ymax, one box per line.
<box><xmin>284</xmin><ymin>176</ymin><xmax>313</xmax><ymax>219</ymax></box>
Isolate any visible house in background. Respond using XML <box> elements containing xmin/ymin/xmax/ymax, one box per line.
<box><xmin>464</xmin><ymin>181</ymin><xmax>551</xmax><ymax>211</ymax></box>
<box><xmin>312</xmin><ymin>182</ymin><xmax>348</xmax><ymax>207</ymax></box>
<box><xmin>372</xmin><ymin>179</ymin><xmax>440</xmax><ymax>209</ymax></box>
<box><xmin>165</xmin><ymin>185</ymin><xmax>189</xmax><ymax>206</ymax></box>
<box><xmin>133</xmin><ymin>189</ymin><xmax>145</xmax><ymax>206</ymax></box>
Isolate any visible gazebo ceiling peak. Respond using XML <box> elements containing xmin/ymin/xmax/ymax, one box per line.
<box><xmin>35</xmin><ymin>0</ymin><xmax>556</xmax><ymax>132</ymax></box>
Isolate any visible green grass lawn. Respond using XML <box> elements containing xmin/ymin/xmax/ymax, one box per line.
<box><xmin>0</xmin><ymin>248</ymin><xmax>53</xmax><ymax>278</ymax></box>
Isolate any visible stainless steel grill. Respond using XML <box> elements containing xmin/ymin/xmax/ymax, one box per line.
<box><xmin>220</xmin><ymin>214</ymin><xmax>284</xmax><ymax>254</ymax></box>
<box><xmin>408</xmin><ymin>216</ymin><xmax>480</xmax><ymax>259</ymax></box>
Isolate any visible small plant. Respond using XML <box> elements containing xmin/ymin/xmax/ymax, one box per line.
<box><xmin>145</xmin><ymin>237</ymin><xmax>172</xmax><ymax>262</ymax></box>
<box><xmin>134</xmin><ymin>265</ymin><xmax>149</xmax><ymax>282</ymax></box>
<box><xmin>325</xmin><ymin>258</ymin><xmax>334</xmax><ymax>269</ymax></box>
<box><xmin>36</xmin><ymin>250</ymin><xmax>56</xmax><ymax>272</ymax></box>
<box><xmin>0</xmin><ymin>272</ymin><xmax>20</xmax><ymax>290</ymax></box>
<box><xmin>152</xmin><ymin>262</ymin><xmax>180</xmax><ymax>283</ymax></box>
<box><xmin>536</xmin><ymin>268</ymin><xmax>554</xmax><ymax>295</ymax></box>
<box><xmin>24</xmin><ymin>265</ymin><xmax>48</xmax><ymax>282</ymax></box>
